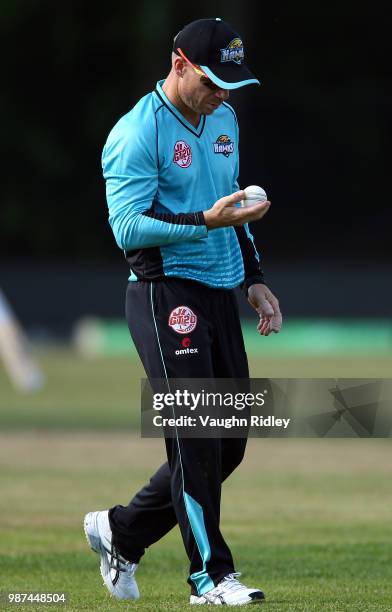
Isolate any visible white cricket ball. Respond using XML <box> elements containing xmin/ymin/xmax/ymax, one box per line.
<box><xmin>240</xmin><ymin>185</ymin><xmax>267</xmax><ymax>207</ymax></box>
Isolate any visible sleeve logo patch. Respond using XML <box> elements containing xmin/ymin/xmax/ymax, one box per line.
<box><xmin>213</xmin><ymin>135</ymin><xmax>234</xmax><ymax>157</ymax></box>
<box><xmin>220</xmin><ymin>38</ymin><xmax>244</xmax><ymax>65</ymax></box>
<box><xmin>173</xmin><ymin>140</ymin><xmax>192</xmax><ymax>168</ymax></box>
<box><xmin>168</xmin><ymin>306</ymin><xmax>197</xmax><ymax>334</ymax></box>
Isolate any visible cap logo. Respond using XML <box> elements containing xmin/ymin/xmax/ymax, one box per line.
<box><xmin>213</xmin><ymin>135</ymin><xmax>234</xmax><ymax>157</ymax></box>
<box><xmin>220</xmin><ymin>38</ymin><xmax>244</xmax><ymax>65</ymax></box>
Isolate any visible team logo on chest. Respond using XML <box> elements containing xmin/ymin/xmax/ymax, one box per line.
<box><xmin>168</xmin><ymin>306</ymin><xmax>197</xmax><ymax>334</ymax></box>
<box><xmin>173</xmin><ymin>140</ymin><xmax>192</xmax><ymax>168</ymax></box>
<box><xmin>213</xmin><ymin>135</ymin><xmax>234</xmax><ymax>157</ymax></box>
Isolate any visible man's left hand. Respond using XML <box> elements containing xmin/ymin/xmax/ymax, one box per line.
<box><xmin>247</xmin><ymin>284</ymin><xmax>282</xmax><ymax>336</ymax></box>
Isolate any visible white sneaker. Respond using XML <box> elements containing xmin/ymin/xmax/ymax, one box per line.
<box><xmin>84</xmin><ymin>510</ymin><xmax>139</xmax><ymax>600</ymax></box>
<box><xmin>189</xmin><ymin>573</ymin><xmax>264</xmax><ymax>606</ymax></box>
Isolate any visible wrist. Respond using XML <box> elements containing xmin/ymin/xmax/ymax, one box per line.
<box><xmin>203</xmin><ymin>210</ymin><xmax>214</xmax><ymax>229</ymax></box>
<box><xmin>242</xmin><ymin>274</ymin><xmax>265</xmax><ymax>297</ymax></box>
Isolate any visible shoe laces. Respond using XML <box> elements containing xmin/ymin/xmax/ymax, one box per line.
<box><xmin>220</xmin><ymin>572</ymin><xmax>245</xmax><ymax>593</ymax></box>
<box><xmin>106</xmin><ymin>543</ymin><xmax>135</xmax><ymax>574</ymax></box>
<box><xmin>201</xmin><ymin>572</ymin><xmax>245</xmax><ymax>603</ymax></box>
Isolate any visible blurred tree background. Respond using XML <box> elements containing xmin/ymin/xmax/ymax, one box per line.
<box><xmin>1</xmin><ymin>1</ymin><xmax>390</xmax><ymax>263</ymax></box>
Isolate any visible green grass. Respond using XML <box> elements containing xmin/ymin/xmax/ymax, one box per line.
<box><xmin>0</xmin><ymin>434</ymin><xmax>392</xmax><ymax>610</ymax></box>
<box><xmin>1</xmin><ymin>349</ymin><xmax>392</xmax><ymax>430</ymax></box>
<box><xmin>1</xmin><ymin>350</ymin><xmax>392</xmax><ymax>609</ymax></box>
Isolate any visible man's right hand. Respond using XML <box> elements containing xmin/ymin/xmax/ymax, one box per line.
<box><xmin>203</xmin><ymin>190</ymin><xmax>271</xmax><ymax>230</ymax></box>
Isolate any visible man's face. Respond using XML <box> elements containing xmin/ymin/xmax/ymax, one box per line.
<box><xmin>178</xmin><ymin>62</ymin><xmax>230</xmax><ymax>115</ymax></box>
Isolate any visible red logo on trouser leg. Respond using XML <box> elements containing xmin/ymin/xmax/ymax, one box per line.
<box><xmin>175</xmin><ymin>336</ymin><xmax>198</xmax><ymax>355</ymax></box>
<box><xmin>168</xmin><ymin>306</ymin><xmax>197</xmax><ymax>334</ymax></box>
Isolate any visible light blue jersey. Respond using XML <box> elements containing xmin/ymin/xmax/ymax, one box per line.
<box><xmin>102</xmin><ymin>80</ymin><xmax>263</xmax><ymax>290</ymax></box>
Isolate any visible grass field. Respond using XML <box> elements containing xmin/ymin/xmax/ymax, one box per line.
<box><xmin>1</xmin><ymin>350</ymin><xmax>392</xmax><ymax>610</ymax></box>
<box><xmin>1</xmin><ymin>350</ymin><xmax>392</xmax><ymax>429</ymax></box>
<box><xmin>1</xmin><ymin>434</ymin><xmax>392</xmax><ymax>611</ymax></box>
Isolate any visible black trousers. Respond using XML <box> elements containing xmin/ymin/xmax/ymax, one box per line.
<box><xmin>109</xmin><ymin>278</ymin><xmax>249</xmax><ymax>596</ymax></box>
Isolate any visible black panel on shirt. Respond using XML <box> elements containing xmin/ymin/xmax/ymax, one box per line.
<box><xmin>125</xmin><ymin>211</ymin><xmax>205</xmax><ymax>280</ymax></box>
<box><xmin>234</xmin><ymin>226</ymin><xmax>264</xmax><ymax>295</ymax></box>
<box><xmin>125</xmin><ymin>246</ymin><xmax>165</xmax><ymax>280</ymax></box>
<box><xmin>142</xmin><ymin>210</ymin><xmax>205</xmax><ymax>225</ymax></box>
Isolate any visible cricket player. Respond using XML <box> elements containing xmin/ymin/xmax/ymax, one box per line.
<box><xmin>84</xmin><ymin>18</ymin><xmax>282</xmax><ymax>606</ymax></box>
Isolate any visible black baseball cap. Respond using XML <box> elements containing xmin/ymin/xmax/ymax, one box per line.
<box><xmin>173</xmin><ymin>17</ymin><xmax>260</xmax><ymax>90</ymax></box>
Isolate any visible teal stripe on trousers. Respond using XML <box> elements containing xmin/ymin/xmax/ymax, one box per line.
<box><xmin>183</xmin><ymin>491</ymin><xmax>215</xmax><ymax>595</ymax></box>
